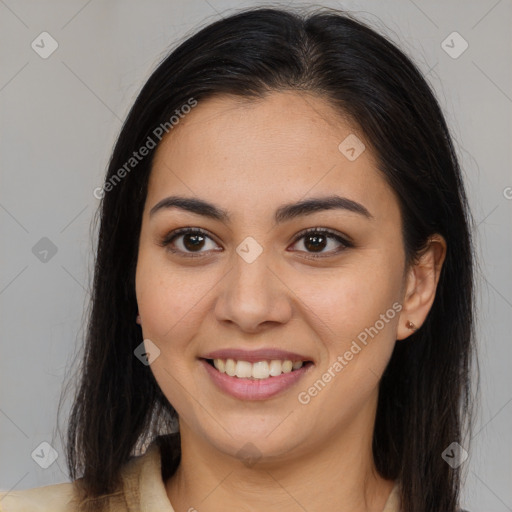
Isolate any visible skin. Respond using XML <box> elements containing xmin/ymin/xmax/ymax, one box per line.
<box><xmin>135</xmin><ymin>91</ymin><xmax>447</xmax><ymax>512</ymax></box>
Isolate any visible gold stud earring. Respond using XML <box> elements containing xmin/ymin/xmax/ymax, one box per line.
<box><xmin>405</xmin><ymin>320</ymin><xmax>417</xmax><ymax>331</ymax></box>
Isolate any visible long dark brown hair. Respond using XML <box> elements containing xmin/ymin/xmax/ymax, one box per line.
<box><xmin>62</xmin><ymin>6</ymin><xmax>478</xmax><ymax>511</ymax></box>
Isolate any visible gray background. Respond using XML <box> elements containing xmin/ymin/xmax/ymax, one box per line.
<box><xmin>1</xmin><ymin>0</ymin><xmax>511</xmax><ymax>510</ymax></box>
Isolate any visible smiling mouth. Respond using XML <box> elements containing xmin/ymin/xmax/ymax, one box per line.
<box><xmin>203</xmin><ymin>358</ymin><xmax>314</xmax><ymax>380</ymax></box>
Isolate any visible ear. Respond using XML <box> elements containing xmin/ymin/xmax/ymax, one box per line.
<box><xmin>396</xmin><ymin>234</ymin><xmax>447</xmax><ymax>340</ymax></box>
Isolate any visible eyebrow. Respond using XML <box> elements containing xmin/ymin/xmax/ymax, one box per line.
<box><xmin>149</xmin><ymin>194</ymin><xmax>374</xmax><ymax>223</ymax></box>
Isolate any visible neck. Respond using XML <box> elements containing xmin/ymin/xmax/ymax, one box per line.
<box><xmin>165</xmin><ymin>401</ymin><xmax>395</xmax><ymax>512</ymax></box>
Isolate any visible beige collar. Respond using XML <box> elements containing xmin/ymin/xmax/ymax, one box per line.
<box><xmin>122</xmin><ymin>438</ymin><xmax>400</xmax><ymax>512</ymax></box>
<box><xmin>0</xmin><ymin>437</ymin><xmax>399</xmax><ymax>512</ymax></box>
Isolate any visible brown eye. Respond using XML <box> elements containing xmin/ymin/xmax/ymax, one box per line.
<box><xmin>160</xmin><ymin>228</ymin><xmax>220</xmax><ymax>257</ymax></box>
<box><xmin>160</xmin><ymin>227</ymin><xmax>352</xmax><ymax>260</ymax></box>
<box><xmin>303</xmin><ymin>232</ymin><xmax>328</xmax><ymax>252</ymax></box>
<box><xmin>182</xmin><ymin>232</ymin><xmax>206</xmax><ymax>251</ymax></box>
<box><xmin>290</xmin><ymin>228</ymin><xmax>352</xmax><ymax>259</ymax></box>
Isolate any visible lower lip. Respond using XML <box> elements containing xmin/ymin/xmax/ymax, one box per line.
<box><xmin>200</xmin><ymin>359</ymin><xmax>313</xmax><ymax>401</ymax></box>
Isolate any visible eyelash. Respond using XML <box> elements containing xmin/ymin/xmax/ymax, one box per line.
<box><xmin>159</xmin><ymin>227</ymin><xmax>353</xmax><ymax>260</ymax></box>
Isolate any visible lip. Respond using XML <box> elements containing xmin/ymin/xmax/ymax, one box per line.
<box><xmin>201</xmin><ymin>348</ymin><xmax>313</xmax><ymax>363</ymax></box>
<box><xmin>200</xmin><ymin>358</ymin><xmax>314</xmax><ymax>401</ymax></box>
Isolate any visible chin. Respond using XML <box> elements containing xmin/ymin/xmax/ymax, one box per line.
<box><xmin>197</xmin><ymin>421</ymin><xmax>304</xmax><ymax>464</ymax></box>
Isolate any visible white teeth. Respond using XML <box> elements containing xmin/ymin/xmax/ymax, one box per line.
<box><xmin>212</xmin><ymin>358</ymin><xmax>305</xmax><ymax>378</ymax></box>
<box><xmin>252</xmin><ymin>361</ymin><xmax>269</xmax><ymax>379</ymax></box>
<box><xmin>235</xmin><ymin>360</ymin><xmax>252</xmax><ymax>378</ymax></box>
<box><xmin>269</xmin><ymin>359</ymin><xmax>283</xmax><ymax>376</ymax></box>
<box><xmin>215</xmin><ymin>359</ymin><xmax>226</xmax><ymax>373</ymax></box>
<box><xmin>225</xmin><ymin>358</ymin><xmax>236</xmax><ymax>377</ymax></box>
<box><xmin>282</xmin><ymin>360</ymin><xmax>293</xmax><ymax>373</ymax></box>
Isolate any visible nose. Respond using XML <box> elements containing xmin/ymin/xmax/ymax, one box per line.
<box><xmin>214</xmin><ymin>246</ymin><xmax>293</xmax><ymax>333</ymax></box>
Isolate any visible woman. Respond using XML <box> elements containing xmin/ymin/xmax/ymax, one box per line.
<box><xmin>0</xmin><ymin>6</ymin><xmax>476</xmax><ymax>511</ymax></box>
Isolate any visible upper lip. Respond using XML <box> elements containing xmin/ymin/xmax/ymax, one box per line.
<box><xmin>201</xmin><ymin>348</ymin><xmax>313</xmax><ymax>363</ymax></box>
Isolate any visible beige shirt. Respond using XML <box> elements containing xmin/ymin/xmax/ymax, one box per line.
<box><xmin>0</xmin><ymin>440</ymin><xmax>400</xmax><ymax>511</ymax></box>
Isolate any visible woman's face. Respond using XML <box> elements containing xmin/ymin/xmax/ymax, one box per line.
<box><xmin>135</xmin><ymin>91</ymin><xmax>411</xmax><ymax>462</ymax></box>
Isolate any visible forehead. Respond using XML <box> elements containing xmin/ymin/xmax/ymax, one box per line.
<box><xmin>147</xmin><ymin>91</ymin><xmax>398</xmax><ymax>224</ymax></box>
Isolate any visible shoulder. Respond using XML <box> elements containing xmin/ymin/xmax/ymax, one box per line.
<box><xmin>382</xmin><ymin>482</ymin><xmax>471</xmax><ymax>512</ymax></box>
<box><xmin>0</xmin><ymin>481</ymin><xmax>77</xmax><ymax>512</ymax></box>
<box><xmin>0</xmin><ymin>448</ymin><xmax>149</xmax><ymax>512</ymax></box>
<box><xmin>383</xmin><ymin>482</ymin><xmax>400</xmax><ymax>512</ymax></box>
<box><xmin>0</xmin><ymin>435</ymin><xmax>178</xmax><ymax>512</ymax></box>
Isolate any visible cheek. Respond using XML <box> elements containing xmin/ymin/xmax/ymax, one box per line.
<box><xmin>135</xmin><ymin>252</ymin><xmax>215</xmax><ymax>344</ymax></box>
<box><xmin>293</xmin><ymin>265</ymin><xmax>399</xmax><ymax>342</ymax></box>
